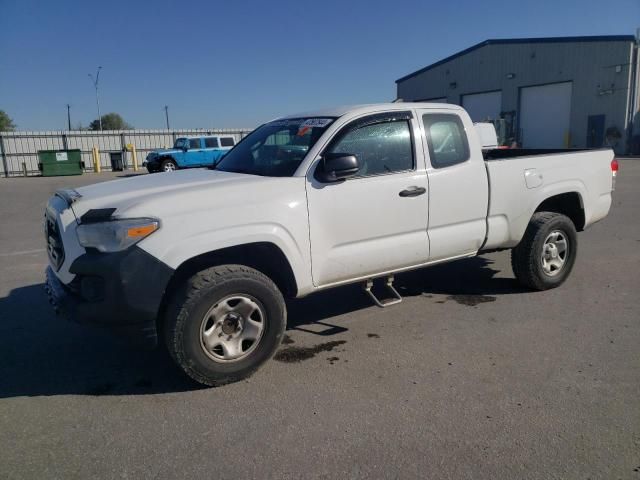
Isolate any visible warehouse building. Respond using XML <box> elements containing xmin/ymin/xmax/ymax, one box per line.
<box><xmin>396</xmin><ymin>35</ymin><xmax>640</xmax><ymax>154</ymax></box>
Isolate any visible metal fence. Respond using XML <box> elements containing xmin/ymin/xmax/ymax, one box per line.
<box><xmin>0</xmin><ymin>128</ymin><xmax>253</xmax><ymax>177</ymax></box>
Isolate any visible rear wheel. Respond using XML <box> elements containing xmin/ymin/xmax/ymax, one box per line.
<box><xmin>161</xmin><ymin>158</ymin><xmax>177</xmax><ymax>172</ymax></box>
<box><xmin>164</xmin><ymin>265</ymin><xmax>286</xmax><ymax>386</ymax></box>
<box><xmin>511</xmin><ymin>212</ymin><xmax>577</xmax><ymax>290</ymax></box>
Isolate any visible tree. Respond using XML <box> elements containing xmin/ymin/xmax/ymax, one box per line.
<box><xmin>89</xmin><ymin>113</ymin><xmax>133</xmax><ymax>130</ymax></box>
<box><xmin>0</xmin><ymin>110</ymin><xmax>16</xmax><ymax>131</ymax></box>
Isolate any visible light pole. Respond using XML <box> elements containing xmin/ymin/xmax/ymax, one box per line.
<box><xmin>88</xmin><ymin>66</ymin><xmax>103</xmax><ymax>130</ymax></box>
<box><xmin>66</xmin><ymin>104</ymin><xmax>71</xmax><ymax>130</ymax></box>
<box><xmin>164</xmin><ymin>105</ymin><xmax>170</xmax><ymax>130</ymax></box>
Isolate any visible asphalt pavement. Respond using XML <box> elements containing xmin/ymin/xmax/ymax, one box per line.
<box><xmin>0</xmin><ymin>164</ymin><xmax>639</xmax><ymax>479</ymax></box>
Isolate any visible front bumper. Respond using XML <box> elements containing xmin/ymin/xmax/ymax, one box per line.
<box><xmin>145</xmin><ymin>157</ymin><xmax>160</xmax><ymax>172</ymax></box>
<box><xmin>45</xmin><ymin>246</ymin><xmax>174</xmax><ymax>348</ymax></box>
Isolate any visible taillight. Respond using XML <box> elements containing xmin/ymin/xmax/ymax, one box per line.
<box><xmin>611</xmin><ymin>158</ymin><xmax>619</xmax><ymax>191</ymax></box>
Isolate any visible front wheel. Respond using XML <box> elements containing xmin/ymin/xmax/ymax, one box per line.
<box><xmin>164</xmin><ymin>265</ymin><xmax>286</xmax><ymax>386</ymax></box>
<box><xmin>511</xmin><ymin>212</ymin><xmax>578</xmax><ymax>291</ymax></box>
<box><xmin>161</xmin><ymin>158</ymin><xmax>177</xmax><ymax>172</ymax></box>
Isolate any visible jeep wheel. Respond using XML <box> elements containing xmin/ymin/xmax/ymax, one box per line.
<box><xmin>164</xmin><ymin>265</ymin><xmax>286</xmax><ymax>386</ymax></box>
<box><xmin>161</xmin><ymin>159</ymin><xmax>177</xmax><ymax>172</ymax></box>
<box><xmin>511</xmin><ymin>212</ymin><xmax>578</xmax><ymax>290</ymax></box>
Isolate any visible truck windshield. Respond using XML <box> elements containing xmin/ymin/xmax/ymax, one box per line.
<box><xmin>174</xmin><ymin>138</ymin><xmax>187</xmax><ymax>149</ymax></box>
<box><xmin>214</xmin><ymin>118</ymin><xmax>335</xmax><ymax>177</ymax></box>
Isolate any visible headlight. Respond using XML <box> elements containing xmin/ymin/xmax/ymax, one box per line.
<box><xmin>77</xmin><ymin>218</ymin><xmax>159</xmax><ymax>252</ymax></box>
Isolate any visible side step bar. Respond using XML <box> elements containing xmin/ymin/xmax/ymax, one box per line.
<box><xmin>363</xmin><ymin>275</ymin><xmax>402</xmax><ymax>308</ymax></box>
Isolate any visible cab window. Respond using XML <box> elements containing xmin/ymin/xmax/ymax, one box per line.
<box><xmin>220</xmin><ymin>137</ymin><xmax>235</xmax><ymax>147</ymax></box>
<box><xmin>327</xmin><ymin>119</ymin><xmax>414</xmax><ymax>176</ymax></box>
<box><xmin>189</xmin><ymin>138</ymin><xmax>201</xmax><ymax>149</ymax></box>
<box><xmin>422</xmin><ymin>114</ymin><xmax>470</xmax><ymax>168</ymax></box>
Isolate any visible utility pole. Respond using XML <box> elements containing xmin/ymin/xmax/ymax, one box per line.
<box><xmin>66</xmin><ymin>104</ymin><xmax>71</xmax><ymax>130</ymax></box>
<box><xmin>88</xmin><ymin>66</ymin><xmax>103</xmax><ymax>130</ymax></box>
<box><xmin>164</xmin><ymin>105</ymin><xmax>170</xmax><ymax>130</ymax></box>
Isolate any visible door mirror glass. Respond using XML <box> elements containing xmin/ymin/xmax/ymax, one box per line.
<box><xmin>317</xmin><ymin>153</ymin><xmax>359</xmax><ymax>182</ymax></box>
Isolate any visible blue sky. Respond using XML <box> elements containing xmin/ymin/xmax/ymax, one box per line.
<box><xmin>1</xmin><ymin>0</ymin><xmax>638</xmax><ymax>130</ymax></box>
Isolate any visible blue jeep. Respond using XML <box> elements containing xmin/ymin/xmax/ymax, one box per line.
<box><xmin>144</xmin><ymin>135</ymin><xmax>236</xmax><ymax>173</ymax></box>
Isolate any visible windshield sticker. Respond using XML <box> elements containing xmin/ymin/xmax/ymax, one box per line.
<box><xmin>300</xmin><ymin>118</ymin><xmax>333</xmax><ymax>128</ymax></box>
<box><xmin>269</xmin><ymin>118</ymin><xmax>333</xmax><ymax>129</ymax></box>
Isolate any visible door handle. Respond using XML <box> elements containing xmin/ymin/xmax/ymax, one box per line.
<box><xmin>399</xmin><ymin>186</ymin><xmax>426</xmax><ymax>197</ymax></box>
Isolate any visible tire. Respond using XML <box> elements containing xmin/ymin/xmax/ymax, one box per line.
<box><xmin>164</xmin><ymin>265</ymin><xmax>286</xmax><ymax>386</ymax></box>
<box><xmin>511</xmin><ymin>212</ymin><xmax>578</xmax><ymax>291</ymax></box>
<box><xmin>161</xmin><ymin>158</ymin><xmax>177</xmax><ymax>172</ymax></box>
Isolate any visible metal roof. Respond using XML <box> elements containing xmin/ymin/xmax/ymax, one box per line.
<box><xmin>395</xmin><ymin>35</ymin><xmax>637</xmax><ymax>83</ymax></box>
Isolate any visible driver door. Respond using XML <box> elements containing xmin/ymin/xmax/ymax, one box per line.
<box><xmin>185</xmin><ymin>138</ymin><xmax>206</xmax><ymax>166</ymax></box>
<box><xmin>306</xmin><ymin>111</ymin><xmax>430</xmax><ymax>287</ymax></box>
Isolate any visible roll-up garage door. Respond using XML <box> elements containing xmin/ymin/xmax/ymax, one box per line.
<box><xmin>462</xmin><ymin>91</ymin><xmax>502</xmax><ymax>122</ymax></box>
<box><xmin>519</xmin><ymin>82</ymin><xmax>572</xmax><ymax>148</ymax></box>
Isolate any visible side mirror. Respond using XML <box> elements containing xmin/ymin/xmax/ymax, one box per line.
<box><xmin>316</xmin><ymin>153</ymin><xmax>359</xmax><ymax>182</ymax></box>
<box><xmin>182</xmin><ymin>146</ymin><xmax>189</xmax><ymax>151</ymax></box>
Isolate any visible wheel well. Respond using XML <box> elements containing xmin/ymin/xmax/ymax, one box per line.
<box><xmin>156</xmin><ymin>242</ymin><xmax>298</xmax><ymax>339</ymax></box>
<box><xmin>158</xmin><ymin>242</ymin><xmax>297</xmax><ymax>324</ymax></box>
<box><xmin>535</xmin><ymin>192</ymin><xmax>585</xmax><ymax>231</ymax></box>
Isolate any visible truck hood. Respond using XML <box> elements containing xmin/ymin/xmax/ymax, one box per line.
<box><xmin>69</xmin><ymin>169</ymin><xmax>259</xmax><ymax>220</ymax></box>
<box><xmin>148</xmin><ymin>148</ymin><xmax>179</xmax><ymax>157</ymax></box>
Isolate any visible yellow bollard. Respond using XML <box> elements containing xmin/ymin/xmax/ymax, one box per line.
<box><xmin>132</xmin><ymin>145</ymin><xmax>139</xmax><ymax>172</ymax></box>
<box><xmin>92</xmin><ymin>146</ymin><xmax>101</xmax><ymax>173</ymax></box>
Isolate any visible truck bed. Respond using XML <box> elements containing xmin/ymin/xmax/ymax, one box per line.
<box><xmin>483</xmin><ymin>148</ymin><xmax>595</xmax><ymax>160</ymax></box>
<box><xmin>482</xmin><ymin>148</ymin><xmax>614</xmax><ymax>250</ymax></box>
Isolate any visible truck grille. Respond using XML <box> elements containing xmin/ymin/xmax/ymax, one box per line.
<box><xmin>45</xmin><ymin>210</ymin><xmax>65</xmax><ymax>271</ymax></box>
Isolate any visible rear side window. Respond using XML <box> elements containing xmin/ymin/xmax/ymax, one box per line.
<box><xmin>422</xmin><ymin>114</ymin><xmax>469</xmax><ymax>168</ymax></box>
<box><xmin>328</xmin><ymin>120</ymin><xmax>414</xmax><ymax>176</ymax></box>
<box><xmin>189</xmin><ymin>138</ymin><xmax>201</xmax><ymax>149</ymax></box>
<box><xmin>220</xmin><ymin>137</ymin><xmax>235</xmax><ymax>147</ymax></box>
<box><xmin>204</xmin><ymin>137</ymin><xmax>219</xmax><ymax>148</ymax></box>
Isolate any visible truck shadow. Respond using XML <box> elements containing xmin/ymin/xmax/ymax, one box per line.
<box><xmin>0</xmin><ymin>283</ymin><xmax>197</xmax><ymax>398</ymax></box>
<box><xmin>0</xmin><ymin>256</ymin><xmax>525</xmax><ymax>398</ymax></box>
<box><xmin>286</xmin><ymin>255</ymin><xmax>527</xmax><ymax>329</ymax></box>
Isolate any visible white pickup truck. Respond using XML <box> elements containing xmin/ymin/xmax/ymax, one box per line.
<box><xmin>44</xmin><ymin>103</ymin><xmax>616</xmax><ymax>386</ymax></box>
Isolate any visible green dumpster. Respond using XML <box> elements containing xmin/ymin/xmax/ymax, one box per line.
<box><xmin>38</xmin><ymin>149</ymin><xmax>84</xmax><ymax>176</ymax></box>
